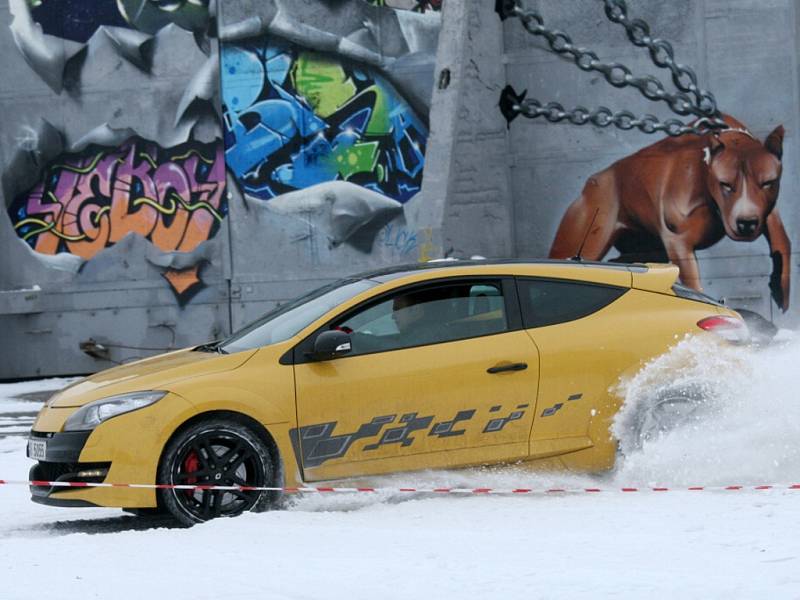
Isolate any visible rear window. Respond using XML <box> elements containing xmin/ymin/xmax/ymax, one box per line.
<box><xmin>671</xmin><ymin>284</ymin><xmax>723</xmax><ymax>307</ymax></box>
<box><xmin>517</xmin><ymin>278</ymin><xmax>627</xmax><ymax>328</ymax></box>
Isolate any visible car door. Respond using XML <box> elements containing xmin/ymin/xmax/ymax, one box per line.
<box><xmin>290</xmin><ymin>277</ymin><xmax>540</xmax><ymax>482</ymax></box>
<box><xmin>516</xmin><ymin>277</ymin><xmax>629</xmax><ymax>458</ymax></box>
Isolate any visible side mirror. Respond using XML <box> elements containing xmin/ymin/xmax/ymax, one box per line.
<box><xmin>308</xmin><ymin>330</ymin><xmax>352</xmax><ymax>361</ymax></box>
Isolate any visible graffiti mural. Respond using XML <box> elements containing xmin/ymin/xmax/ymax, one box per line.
<box><xmin>498</xmin><ymin>1</ymin><xmax>797</xmax><ymax>319</ymax></box>
<box><xmin>8</xmin><ymin>137</ymin><xmax>227</xmax><ymax>302</ymax></box>
<box><xmin>548</xmin><ymin>117</ymin><xmax>791</xmax><ymax>311</ymax></box>
<box><xmin>0</xmin><ymin>0</ymin><xmax>444</xmax><ymax>376</ymax></box>
<box><xmin>220</xmin><ymin>38</ymin><xmax>429</xmax><ymax>204</ymax></box>
<box><xmin>25</xmin><ymin>0</ymin><xmax>210</xmax><ymax>42</ymax></box>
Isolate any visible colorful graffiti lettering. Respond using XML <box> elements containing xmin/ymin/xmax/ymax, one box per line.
<box><xmin>221</xmin><ymin>38</ymin><xmax>428</xmax><ymax>204</ymax></box>
<box><xmin>26</xmin><ymin>0</ymin><xmax>210</xmax><ymax>42</ymax></box>
<box><xmin>8</xmin><ymin>137</ymin><xmax>226</xmax><ymax>301</ymax></box>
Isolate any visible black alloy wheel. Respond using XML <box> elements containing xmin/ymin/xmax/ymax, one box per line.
<box><xmin>158</xmin><ymin>419</ymin><xmax>276</xmax><ymax>526</ymax></box>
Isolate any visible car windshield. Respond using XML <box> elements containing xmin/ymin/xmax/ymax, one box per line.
<box><xmin>219</xmin><ymin>278</ymin><xmax>379</xmax><ymax>353</ymax></box>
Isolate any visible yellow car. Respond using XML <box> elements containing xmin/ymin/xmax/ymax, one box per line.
<box><xmin>27</xmin><ymin>260</ymin><xmax>746</xmax><ymax>525</ymax></box>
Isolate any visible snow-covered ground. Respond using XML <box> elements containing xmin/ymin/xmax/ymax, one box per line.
<box><xmin>1</xmin><ymin>338</ymin><xmax>799</xmax><ymax>599</ymax></box>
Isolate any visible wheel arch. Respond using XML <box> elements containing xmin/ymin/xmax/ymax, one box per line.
<box><xmin>156</xmin><ymin>410</ymin><xmax>284</xmax><ymax>491</ymax></box>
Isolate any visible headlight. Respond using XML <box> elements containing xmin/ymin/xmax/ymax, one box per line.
<box><xmin>63</xmin><ymin>391</ymin><xmax>167</xmax><ymax>432</ymax></box>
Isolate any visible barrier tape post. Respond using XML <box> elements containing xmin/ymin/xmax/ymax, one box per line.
<box><xmin>0</xmin><ymin>480</ymin><xmax>799</xmax><ymax>494</ymax></box>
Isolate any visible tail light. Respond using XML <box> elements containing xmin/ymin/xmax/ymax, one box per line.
<box><xmin>697</xmin><ymin>315</ymin><xmax>750</xmax><ymax>344</ymax></box>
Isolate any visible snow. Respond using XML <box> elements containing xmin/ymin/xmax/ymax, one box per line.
<box><xmin>0</xmin><ymin>377</ymin><xmax>78</xmax><ymax>414</ymax></box>
<box><xmin>1</xmin><ymin>343</ymin><xmax>799</xmax><ymax>599</ymax></box>
<box><xmin>613</xmin><ymin>335</ymin><xmax>800</xmax><ymax>485</ymax></box>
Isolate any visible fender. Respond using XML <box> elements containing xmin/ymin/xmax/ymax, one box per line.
<box><xmin>170</xmin><ymin>382</ymin><xmax>293</xmax><ymax>427</ymax></box>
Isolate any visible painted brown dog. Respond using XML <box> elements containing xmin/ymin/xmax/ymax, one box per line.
<box><xmin>548</xmin><ymin>115</ymin><xmax>790</xmax><ymax>311</ymax></box>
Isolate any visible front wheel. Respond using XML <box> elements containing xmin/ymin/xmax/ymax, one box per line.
<box><xmin>158</xmin><ymin>419</ymin><xmax>276</xmax><ymax>527</ymax></box>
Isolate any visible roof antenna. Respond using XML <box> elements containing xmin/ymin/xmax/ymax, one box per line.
<box><xmin>570</xmin><ymin>208</ymin><xmax>600</xmax><ymax>262</ymax></box>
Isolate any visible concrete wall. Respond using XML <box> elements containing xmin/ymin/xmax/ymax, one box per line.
<box><xmin>0</xmin><ymin>0</ymin><xmax>453</xmax><ymax>378</ymax></box>
<box><xmin>1</xmin><ymin>0</ymin><xmax>799</xmax><ymax>378</ymax></box>
<box><xmin>0</xmin><ymin>0</ymin><xmax>231</xmax><ymax>377</ymax></box>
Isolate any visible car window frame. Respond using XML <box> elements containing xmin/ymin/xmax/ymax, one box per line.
<box><xmin>514</xmin><ymin>276</ymin><xmax>628</xmax><ymax>329</ymax></box>
<box><xmin>218</xmin><ymin>278</ymin><xmax>381</xmax><ymax>354</ymax></box>
<box><xmin>282</xmin><ymin>276</ymin><xmax>522</xmax><ymax>365</ymax></box>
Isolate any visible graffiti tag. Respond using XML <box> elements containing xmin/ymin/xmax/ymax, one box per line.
<box><xmin>8</xmin><ymin>137</ymin><xmax>227</xmax><ymax>300</ymax></box>
<box><xmin>377</xmin><ymin>224</ymin><xmax>418</xmax><ymax>256</ymax></box>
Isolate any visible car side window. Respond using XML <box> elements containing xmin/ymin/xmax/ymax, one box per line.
<box><xmin>335</xmin><ymin>281</ymin><xmax>508</xmax><ymax>355</ymax></box>
<box><xmin>517</xmin><ymin>278</ymin><xmax>626</xmax><ymax>328</ymax></box>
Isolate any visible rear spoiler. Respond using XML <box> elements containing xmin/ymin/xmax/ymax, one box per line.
<box><xmin>631</xmin><ymin>263</ymin><xmax>680</xmax><ymax>294</ymax></box>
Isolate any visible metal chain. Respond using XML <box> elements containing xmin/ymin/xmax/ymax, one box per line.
<box><xmin>602</xmin><ymin>0</ymin><xmax>719</xmax><ymax>118</ymax></box>
<box><xmin>496</xmin><ymin>0</ymin><xmax>728</xmax><ymax>135</ymax></box>
<box><xmin>507</xmin><ymin>93</ymin><xmax>718</xmax><ymax>137</ymax></box>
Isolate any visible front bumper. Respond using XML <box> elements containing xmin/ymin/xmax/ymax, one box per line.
<box><xmin>27</xmin><ymin>430</ymin><xmax>91</xmax><ymax>462</ymax></box>
<box><xmin>26</xmin><ymin>391</ymin><xmax>196</xmax><ymax>509</ymax></box>
<box><xmin>27</xmin><ymin>430</ymin><xmax>110</xmax><ymax>507</ymax></box>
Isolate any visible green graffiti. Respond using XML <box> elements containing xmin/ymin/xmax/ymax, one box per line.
<box><xmin>291</xmin><ymin>53</ymin><xmax>358</xmax><ymax>118</ymax></box>
<box><xmin>363</xmin><ymin>84</ymin><xmax>394</xmax><ymax>136</ymax></box>
<box><xmin>326</xmin><ymin>141</ymin><xmax>380</xmax><ymax>180</ymax></box>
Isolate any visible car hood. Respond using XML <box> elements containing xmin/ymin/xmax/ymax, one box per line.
<box><xmin>49</xmin><ymin>347</ymin><xmax>257</xmax><ymax>408</ymax></box>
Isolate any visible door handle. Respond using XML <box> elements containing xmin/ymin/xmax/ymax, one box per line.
<box><xmin>486</xmin><ymin>362</ymin><xmax>528</xmax><ymax>374</ymax></box>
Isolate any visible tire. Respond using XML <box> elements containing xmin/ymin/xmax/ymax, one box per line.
<box><xmin>158</xmin><ymin>418</ymin><xmax>276</xmax><ymax>527</ymax></box>
<box><xmin>627</xmin><ymin>383</ymin><xmax>708</xmax><ymax>451</ymax></box>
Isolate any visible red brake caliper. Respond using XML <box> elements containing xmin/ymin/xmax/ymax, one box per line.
<box><xmin>183</xmin><ymin>451</ymin><xmax>200</xmax><ymax>497</ymax></box>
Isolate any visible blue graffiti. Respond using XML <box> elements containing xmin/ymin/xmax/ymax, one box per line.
<box><xmin>220</xmin><ymin>38</ymin><xmax>428</xmax><ymax>203</ymax></box>
<box><xmin>377</xmin><ymin>224</ymin><xmax>418</xmax><ymax>256</ymax></box>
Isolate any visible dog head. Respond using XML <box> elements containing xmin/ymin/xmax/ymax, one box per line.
<box><xmin>704</xmin><ymin>125</ymin><xmax>784</xmax><ymax>241</ymax></box>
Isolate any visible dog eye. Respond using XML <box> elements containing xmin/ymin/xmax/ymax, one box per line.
<box><xmin>761</xmin><ymin>179</ymin><xmax>778</xmax><ymax>189</ymax></box>
<box><xmin>720</xmin><ymin>182</ymin><xmax>734</xmax><ymax>192</ymax></box>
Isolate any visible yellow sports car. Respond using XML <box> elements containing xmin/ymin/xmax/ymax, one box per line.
<box><xmin>27</xmin><ymin>260</ymin><xmax>746</xmax><ymax>525</ymax></box>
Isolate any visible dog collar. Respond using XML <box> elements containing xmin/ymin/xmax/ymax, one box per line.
<box><xmin>718</xmin><ymin>126</ymin><xmax>756</xmax><ymax>140</ymax></box>
<box><xmin>702</xmin><ymin>125</ymin><xmax>756</xmax><ymax>164</ymax></box>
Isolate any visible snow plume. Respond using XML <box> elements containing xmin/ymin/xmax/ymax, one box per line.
<box><xmin>293</xmin><ymin>332</ymin><xmax>800</xmax><ymax>514</ymax></box>
<box><xmin>612</xmin><ymin>333</ymin><xmax>800</xmax><ymax>487</ymax></box>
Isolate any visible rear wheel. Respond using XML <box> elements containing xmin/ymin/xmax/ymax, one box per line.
<box><xmin>628</xmin><ymin>383</ymin><xmax>708</xmax><ymax>451</ymax></box>
<box><xmin>158</xmin><ymin>419</ymin><xmax>276</xmax><ymax>527</ymax></box>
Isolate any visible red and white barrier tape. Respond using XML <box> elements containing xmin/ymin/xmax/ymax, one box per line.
<box><xmin>1</xmin><ymin>480</ymin><xmax>799</xmax><ymax>494</ymax></box>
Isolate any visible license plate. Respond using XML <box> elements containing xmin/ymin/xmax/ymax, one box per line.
<box><xmin>28</xmin><ymin>439</ymin><xmax>47</xmax><ymax>461</ymax></box>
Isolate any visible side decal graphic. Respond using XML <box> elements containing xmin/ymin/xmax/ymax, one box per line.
<box><xmin>429</xmin><ymin>409</ymin><xmax>476</xmax><ymax>438</ymax></box>
<box><xmin>290</xmin><ymin>415</ymin><xmax>397</xmax><ymax>468</ymax></box>
<box><xmin>290</xmin><ymin>404</ymin><xmax>530</xmax><ymax>469</ymax></box>
<box><xmin>540</xmin><ymin>403</ymin><xmax>563</xmax><ymax>418</ymax></box>
<box><xmin>483</xmin><ymin>404</ymin><xmax>528</xmax><ymax>433</ymax></box>
<box><xmin>364</xmin><ymin>412</ymin><xmax>433</xmax><ymax>450</ymax></box>
<box><xmin>540</xmin><ymin>393</ymin><xmax>584</xmax><ymax>417</ymax></box>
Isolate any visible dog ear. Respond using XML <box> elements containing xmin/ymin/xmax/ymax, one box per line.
<box><xmin>708</xmin><ymin>135</ymin><xmax>725</xmax><ymax>159</ymax></box>
<box><xmin>765</xmin><ymin>125</ymin><xmax>784</xmax><ymax>160</ymax></box>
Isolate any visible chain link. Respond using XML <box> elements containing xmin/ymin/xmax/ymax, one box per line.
<box><xmin>602</xmin><ymin>0</ymin><xmax>719</xmax><ymax>118</ymax></box>
<box><xmin>498</xmin><ymin>0</ymin><xmax>728</xmax><ymax>136</ymax></box>
<box><xmin>512</xmin><ymin>96</ymin><xmax>717</xmax><ymax>137</ymax></box>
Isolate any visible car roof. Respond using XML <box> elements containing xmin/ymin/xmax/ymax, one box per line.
<box><xmin>356</xmin><ymin>258</ymin><xmax>649</xmax><ymax>283</ymax></box>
